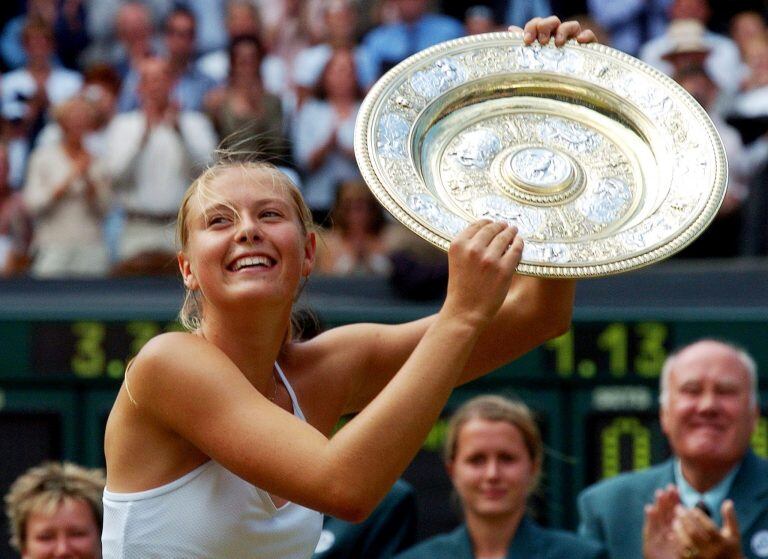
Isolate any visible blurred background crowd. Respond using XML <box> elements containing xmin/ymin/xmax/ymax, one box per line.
<box><xmin>1</xmin><ymin>0</ymin><xmax>768</xmax><ymax>283</ymax></box>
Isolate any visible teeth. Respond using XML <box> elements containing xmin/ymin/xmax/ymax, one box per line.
<box><xmin>232</xmin><ymin>256</ymin><xmax>272</xmax><ymax>271</ymax></box>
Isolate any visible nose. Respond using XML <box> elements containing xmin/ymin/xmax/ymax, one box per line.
<box><xmin>236</xmin><ymin>215</ymin><xmax>262</xmax><ymax>244</ymax></box>
<box><xmin>483</xmin><ymin>458</ymin><xmax>501</xmax><ymax>480</ymax></box>
<box><xmin>696</xmin><ymin>390</ymin><xmax>718</xmax><ymax>414</ymax></box>
<box><xmin>53</xmin><ymin>534</ymin><xmax>72</xmax><ymax>557</ymax></box>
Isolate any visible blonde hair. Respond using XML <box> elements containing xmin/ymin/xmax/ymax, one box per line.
<box><xmin>444</xmin><ymin>395</ymin><xmax>543</xmax><ymax>490</ymax></box>
<box><xmin>4</xmin><ymin>462</ymin><xmax>105</xmax><ymax>552</ymax></box>
<box><xmin>176</xmin><ymin>157</ymin><xmax>314</xmax><ymax>332</ymax></box>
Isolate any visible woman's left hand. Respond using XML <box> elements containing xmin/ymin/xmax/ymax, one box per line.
<box><xmin>510</xmin><ymin>15</ymin><xmax>597</xmax><ymax>47</ymax></box>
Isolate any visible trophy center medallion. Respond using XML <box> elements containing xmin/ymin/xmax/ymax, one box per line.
<box><xmin>508</xmin><ymin>147</ymin><xmax>573</xmax><ymax>193</ymax></box>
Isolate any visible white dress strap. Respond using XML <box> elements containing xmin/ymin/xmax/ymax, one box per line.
<box><xmin>274</xmin><ymin>362</ymin><xmax>305</xmax><ymax>421</ymax></box>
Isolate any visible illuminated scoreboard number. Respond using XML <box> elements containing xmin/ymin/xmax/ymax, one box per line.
<box><xmin>31</xmin><ymin>320</ymin><xmax>182</xmax><ymax>377</ymax></box>
<box><xmin>585</xmin><ymin>411</ymin><xmax>670</xmax><ymax>483</ymax></box>
<box><xmin>542</xmin><ymin>321</ymin><xmax>671</xmax><ymax>379</ymax></box>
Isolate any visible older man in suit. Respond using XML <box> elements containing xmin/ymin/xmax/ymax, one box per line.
<box><xmin>578</xmin><ymin>339</ymin><xmax>768</xmax><ymax>559</ymax></box>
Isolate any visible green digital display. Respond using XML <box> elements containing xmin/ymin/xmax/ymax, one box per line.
<box><xmin>0</xmin><ymin>314</ymin><xmax>766</xmax><ymax>531</ymax></box>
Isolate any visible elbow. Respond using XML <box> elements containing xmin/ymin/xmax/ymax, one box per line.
<box><xmin>550</xmin><ymin>306</ymin><xmax>573</xmax><ymax>339</ymax></box>
<box><xmin>321</xmin><ymin>481</ymin><xmax>379</xmax><ymax>523</ymax></box>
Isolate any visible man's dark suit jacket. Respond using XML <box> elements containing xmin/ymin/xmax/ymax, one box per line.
<box><xmin>578</xmin><ymin>451</ymin><xmax>768</xmax><ymax>559</ymax></box>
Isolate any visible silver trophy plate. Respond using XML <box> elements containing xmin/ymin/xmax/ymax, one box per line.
<box><xmin>354</xmin><ymin>32</ymin><xmax>727</xmax><ymax>278</ymax></box>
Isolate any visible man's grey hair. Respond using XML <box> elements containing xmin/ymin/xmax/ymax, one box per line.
<box><xmin>659</xmin><ymin>339</ymin><xmax>759</xmax><ymax>408</ymax></box>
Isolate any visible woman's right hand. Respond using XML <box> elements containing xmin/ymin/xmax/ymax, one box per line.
<box><xmin>442</xmin><ymin>220</ymin><xmax>523</xmax><ymax>329</ymax></box>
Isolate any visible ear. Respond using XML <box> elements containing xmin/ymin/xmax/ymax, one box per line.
<box><xmin>659</xmin><ymin>403</ymin><xmax>669</xmax><ymax>437</ymax></box>
<box><xmin>302</xmin><ymin>231</ymin><xmax>317</xmax><ymax>278</ymax></box>
<box><xmin>445</xmin><ymin>459</ymin><xmax>454</xmax><ymax>481</ymax></box>
<box><xmin>178</xmin><ymin>251</ymin><xmax>198</xmax><ymax>290</ymax></box>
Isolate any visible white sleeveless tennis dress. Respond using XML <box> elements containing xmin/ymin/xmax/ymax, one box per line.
<box><xmin>102</xmin><ymin>363</ymin><xmax>323</xmax><ymax>559</ymax></box>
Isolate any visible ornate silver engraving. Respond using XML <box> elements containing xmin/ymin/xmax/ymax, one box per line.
<box><xmin>540</xmin><ymin>118</ymin><xmax>601</xmax><ymax>153</ymax></box>
<box><xmin>509</xmin><ymin>147</ymin><xmax>572</xmax><ymax>188</ymax></box>
<box><xmin>576</xmin><ymin>177</ymin><xmax>633</xmax><ymax>224</ymax></box>
<box><xmin>407</xmin><ymin>194</ymin><xmax>468</xmax><ymax>236</ymax></box>
<box><xmin>448</xmin><ymin>129</ymin><xmax>502</xmax><ymax>169</ymax></box>
<box><xmin>410</xmin><ymin>58</ymin><xmax>467</xmax><ymax>99</ymax></box>
<box><xmin>523</xmin><ymin>241</ymin><xmax>571</xmax><ymax>263</ymax></box>
<box><xmin>377</xmin><ymin>113</ymin><xmax>410</xmax><ymax>159</ymax></box>
<box><xmin>516</xmin><ymin>44</ymin><xmax>583</xmax><ymax>73</ymax></box>
<box><xmin>471</xmin><ymin>195</ymin><xmax>543</xmax><ymax>236</ymax></box>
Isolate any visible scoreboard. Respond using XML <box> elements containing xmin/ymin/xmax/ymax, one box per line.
<box><xmin>0</xmin><ymin>275</ymin><xmax>767</xmax><ymax>547</ymax></box>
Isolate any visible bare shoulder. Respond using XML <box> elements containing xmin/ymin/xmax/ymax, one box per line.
<box><xmin>127</xmin><ymin>332</ymin><xmax>243</xmax><ymax>410</ymax></box>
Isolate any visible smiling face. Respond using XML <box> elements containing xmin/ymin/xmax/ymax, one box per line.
<box><xmin>448</xmin><ymin>418</ymin><xmax>539</xmax><ymax>522</ymax></box>
<box><xmin>661</xmin><ymin>341</ymin><xmax>758</xmax><ymax>471</ymax></box>
<box><xmin>178</xmin><ymin>165</ymin><xmax>315</xmax><ymax>317</ymax></box>
<box><xmin>22</xmin><ymin>498</ymin><xmax>101</xmax><ymax>559</ymax></box>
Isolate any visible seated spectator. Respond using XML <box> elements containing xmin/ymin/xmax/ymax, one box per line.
<box><xmin>23</xmin><ymin>96</ymin><xmax>111</xmax><ymax>278</ymax></box>
<box><xmin>316</xmin><ymin>179</ymin><xmax>396</xmax><ymax>276</ymax></box>
<box><xmin>104</xmin><ymin>56</ymin><xmax>216</xmax><ymax>274</ymax></box>
<box><xmin>578</xmin><ymin>340</ymin><xmax>766</xmax><ymax>559</ymax></box>
<box><xmin>395</xmin><ymin>395</ymin><xmax>606</xmax><ymax>559</ymax></box>
<box><xmin>118</xmin><ymin>6</ymin><xmax>217</xmax><ymax>113</ymax></box>
<box><xmin>1</xmin><ymin>18</ymin><xmax>83</xmax><ymax>187</ymax></box>
<box><xmin>204</xmin><ymin>35</ymin><xmax>289</xmax><ymax>162</ymax></box>
<box><xmin>639</xmin><ymin>0</ymin><xmax>747</xmax><ymax>95</ymax></box>
<box><xmin>292</xmin><ymin>48</ymin><xmax>363</xmax><ymax>222</ymax></box>
<box><xmin>363</xmin><ymin>0</ymin><xmax>464</xmax><ymax>78</ymax></box>
<box><xmin>293</xmin><ymin>0</ymin><xmax>378</xmax><ymax>107</ymax></box>
<box><xmin>0</xmin><ymin>141</ymin><xmax>32</xmax><ymax>276</ymax></box>
<box><xmin>3</xmin><ymin>461</ymin><xmax>104</xmax><ymax>559</ymax></box>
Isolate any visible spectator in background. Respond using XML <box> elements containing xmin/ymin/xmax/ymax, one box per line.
<box><xmin>729</xmin><ymin>10</ymin><xmax>768</xmax><ymax>56</ymax></box>
<box><xmin>363</xmin><ymin>0</ymin><xmax>464</xmax><ymax>78</ymax></box>
<box><xmin>316</xmin><ymin>179</ymin><xmax>396</xmax><ymax>277</ymax></box>
<box><xmin>396</xmin><ymin>396</ymin><xmax>606</xmax><ymax>559</ymax></box>
<box><xmin>4</xmin><ymin>461</ymin><xmax>104</xmax><ymax>559</ymax></box>
<box><xmin>93</xmin><ymin>1</ymin><xmax>159</xmax><ymax>79</ymax></box>
<box><xmin>293</xmin><ymin>0</ymin><xmax>378</xmax><ymax>108</ymax></box>
<box><xmin>0</xmin><ymin>0</ymin><xmax>58</xmax><ymax>71</ymax></box>
<box><xmin>35</xmin><ymin>64</ymin><xmax>122</xmax><ymax>157</ymax></box>
<box><xmin>731</xmin><ymin>36</ymin><xmax>768</xmax><ymax>117</ymax></box>
<box><xmin>464</xmin><ymin>5</ymin><xmax>500</xmax><ymax>35</ymax></box>
<box><xmin>293</xmin><ymin>49</ymin><xmax>364</xmax><ymax>223</ymax></box>
<box><xmin>1</xmin><ymin>18</ymin><xmax>83</xmax><ymax>188</ymax></box>
<box><xmin>0</xmin><ymin>142</ymin><xmax>32</xmax><ymax>276</ymax></box>
<box><xmin>579</xmin><ymin>340</ymin><xmax>767</xmax><ymax>559</ymax></box>
<box><xmin>639</xmin><ymin>0</ymin><xmax>746</xmax><ymax>95</ymax></box>
<box><xmin>673</xmin><ymin>63</ymin><xmax>764</xmax><ymax>257</ymax></box>
<box><xmin>204</xmin><ymin>35</ymin><xmax>289</xmax><ymax>162</ymax></box>
<box><xmin>197</xmin><ymin>0</ymin><xmax>264</xmax><ymax>83</ymax></box>
<box><xmin>118</xmin><ymin>7</ymin><xmax>217</xmax><ymax>113</ymax></box>
<box><xmin>104</xmin><ymin>56</ymin><xmax>216</xmax><ymax>274</ymax></box>
<box><xmin>23</xmin><ymin>96</ymin><xmax>111</xmax><ymax>278</ymax></box>
<box><xmin>587</xmin><ymin>0</ymin><xmax>671</xmax><ymax>56</ymax></box>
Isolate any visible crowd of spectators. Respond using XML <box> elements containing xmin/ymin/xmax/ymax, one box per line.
<box><xmin>1</xmin><ymin>0</ymin><xmax>768</xmax><ymax>280</ymax></box>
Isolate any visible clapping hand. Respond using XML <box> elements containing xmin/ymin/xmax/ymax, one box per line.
<box><xmin>673</xmin><ymin>500</ymin><xmax>743</xmax><ymax>559</ymax></box>
<box><xmin>644</xmin><ymin>485</ymin><xmax>682</xmax><ymax>559</ymax></box>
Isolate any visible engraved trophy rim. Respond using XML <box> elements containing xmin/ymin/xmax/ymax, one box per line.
<box><xmin>354</xmin><ymin>31</ymin><xmax>728</xmax><ymax>278</ymax></box>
